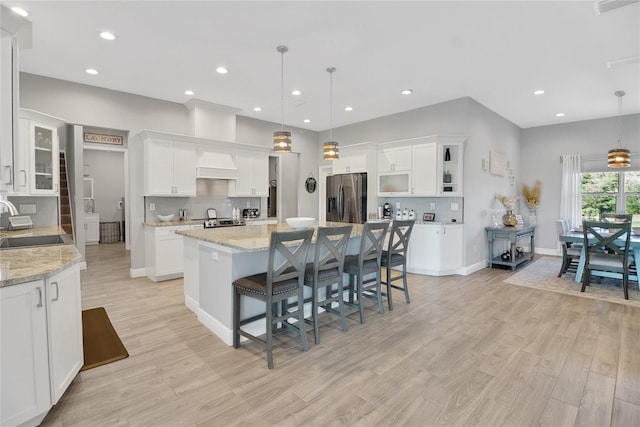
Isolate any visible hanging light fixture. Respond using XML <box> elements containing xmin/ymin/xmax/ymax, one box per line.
<box><xmin>607</xmin><ymin>90</ymin><xmax>631</xmax><ymax>168</ymax></box>
<box><xmin>273</xmin><ymin>45</ymin><xmax>292</xmax><ymax>153</ymax></box>
<box><xmin>323</xmin><ymin>67</ymin><xmax>339</xmax><ymax>161</ymax></box>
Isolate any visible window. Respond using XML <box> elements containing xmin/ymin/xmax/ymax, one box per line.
<box><xmin>581</xmin><ymin>171</ymin><xmax>640</xmax><ymax>226</ymax></box>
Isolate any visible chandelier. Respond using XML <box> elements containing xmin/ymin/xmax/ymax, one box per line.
<box><xmin>607</xmin><ymin>90</ymin><xmax>631</xmax><ymax>168</ymax></box>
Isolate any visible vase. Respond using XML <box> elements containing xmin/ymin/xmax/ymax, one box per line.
<box><xmin>502</xmin><ymin>210</ymin><xmax>517</xmax><ymax>227</ymax></box>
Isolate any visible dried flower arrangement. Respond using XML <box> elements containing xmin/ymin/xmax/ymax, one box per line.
<box><xmin>522</xmin><ymin>181</ymin><xmax>541</xmax><ymax>212</ymax></box>
<box><xmin>496</xmin><ymin>193</ymin><xmax>518</xmax><ymax>210</ymax></box>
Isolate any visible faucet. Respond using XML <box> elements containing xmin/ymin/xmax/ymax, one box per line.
<box><xmin>0</xmin><ymin>199</ymin><xmax>19</xmax><ymax>216</ymax></box>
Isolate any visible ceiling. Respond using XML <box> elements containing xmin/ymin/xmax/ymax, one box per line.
<box><xmin>8</xmin><ymin>1</ymin><xmax>640</xmax><ymax>132</ymax></box>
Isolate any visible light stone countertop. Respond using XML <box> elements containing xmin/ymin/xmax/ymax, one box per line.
<box><xmin>144</xmin><ymin>218</ymin><xmax>278</xmax><ymax>227</ymax></box>
<box><xmin>177</xmin><ymin>221</ymin><xmax>364</xmax><ymax>252</ymax></box>
<box><xmin>0</xmin><ymin>226</ymin><xmax>82</xmax><ymax>287</ymax></box>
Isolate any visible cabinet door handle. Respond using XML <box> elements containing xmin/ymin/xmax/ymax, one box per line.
<box><xmin>442</xmin><ymin>226</ymin><xmax>446</xmax><ymax>235</ymax></box>
<box><xmin>4</xmin><ymin>165</ymin><xmax>12</xmax><ymax>185</ymax></box>
<box><xmin>51</xmin><ymin>281</ymin><xmax>60</xmax><ymax>302</ymax></box>
<box><xmin>36</xmin><ymin>287</ymin><xmax>43</xmax><ymax>308</ymax></box>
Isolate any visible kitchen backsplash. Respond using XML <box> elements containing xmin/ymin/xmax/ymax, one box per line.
<box><xmin>381</xmin><ymin>196</ymin><xmax>464</xmax><ymax>223</ymax></box>
<box><xmin>145</xmin><ymin>179</ymin><xmax>266</xmax><ymax>221</ymax></box>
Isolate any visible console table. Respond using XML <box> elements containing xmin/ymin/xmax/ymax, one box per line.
<box><xmin>486</xmin><ymin>225</ymin><xmax>535</xmax><ymax>271</ymax></box>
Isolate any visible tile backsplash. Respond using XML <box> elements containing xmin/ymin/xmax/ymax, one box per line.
<box><xmin>145</xmin><ymin>179</ymin><xmax>265</xmax><ymax>221</ymax></box>
<box><xmin>380</xmin><ymin>196</ymin><xmax>464</xmax><ymax>223</ymax></box>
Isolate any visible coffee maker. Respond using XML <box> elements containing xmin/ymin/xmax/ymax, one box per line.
<box><xmin>383</xmin><ymin>203</ymin><xmax>392</xmax><ymax>219</ymax></box>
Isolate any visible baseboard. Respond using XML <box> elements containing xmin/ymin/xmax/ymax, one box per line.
<box><xmin>459</xmin><ymin>260</ymin><xmax>488</xmax><ymax>276</ymax></box>
<box><xmin>197</xmin><ymin>309</ymin><xmax>233</xmax><ymax>346</ymax></box>
<box><xmin>535</xmin><ymin>248</ymin><xmax>560</xmax><ymax>257</ymax></box>
<box><xmin>184</xmin><ymin>295</ymin><xmax>198</xmax><ymax>313</ymax></box>
<box><xmin>129</xmin><ymin>267</ymin><xmax>146</xmax><ymax>278</ymax></box>
<box><xmin>78</xmin><ymin>261</ymin><xmax>87</xmax><ymax>271</ymax></box>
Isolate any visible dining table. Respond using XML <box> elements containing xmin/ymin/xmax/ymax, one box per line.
<box><xmin>559</xmin><ymin>228</ymin><xmax>640</xmax><ymax>285</ymax></box>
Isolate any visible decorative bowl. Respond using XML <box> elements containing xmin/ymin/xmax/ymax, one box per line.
<box><xmin>157</xmin><ymin>214</ymin><xmax>175</xmax><ymax>222</ymax></box>
<box><xmin>285</xmin><ymin>217</ymin><xmax>314</xmax><ymax>229</ymax></box>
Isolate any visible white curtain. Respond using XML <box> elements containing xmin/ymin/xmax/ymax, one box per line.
<box><xmin>560</xmin><ymin>154</ymin><xmax>582</xmax><ymax>228</ymax></box>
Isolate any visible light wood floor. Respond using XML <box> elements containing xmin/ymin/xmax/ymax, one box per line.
<box><xmin>42</xmin><ymin>243</ymin><xmax>640</xmax><ymax>426</ymax></box>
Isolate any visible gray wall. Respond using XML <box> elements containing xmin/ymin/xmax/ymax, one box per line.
<box><xmin>83</xmin><ymin>149</ymin><xmax>125</xmax><ymax>221</ymax></box>
<box><xmin>520</xmin><ymin>113</ymin><xmax>640</xmax><ymax>251</ymax></box>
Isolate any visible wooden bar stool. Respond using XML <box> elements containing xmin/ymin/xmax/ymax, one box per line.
<box><xmin>232</xmin><ymin>229</ymin><xmax>313</xmax><ymax>369</ymax></box>
<box><xmin>343</xmin><ymin>221</ymin><xmax>388</xmax><ymax>324</ymax></box>
<box><xmin>303</xmin><ymin>225</ymin><xmax>352</xmax><ymax>344</ymax></box>
<box><xmin>380</xmin><ymin>220</ymin><xmax>414</xmax><ymax>310</ymax></box>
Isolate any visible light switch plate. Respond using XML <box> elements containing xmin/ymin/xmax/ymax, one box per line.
<box><xmin>149</xmin><ymin>203</ymin><xmax>156</xmax><ymax>211</ymax></box>
<box><xmin>451</xmin><ymin>202</ymin><xmax>459</xmax><ymax>211</ymax></box>
<box><xmin>430</xmin><ymin>202</ymin><xmax>436</xmax><ymax>210</ymax></box>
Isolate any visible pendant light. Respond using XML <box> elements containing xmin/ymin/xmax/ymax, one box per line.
<box><xmin>323</xmin><ymin>67</ymin><xmax>339</xmax><ymax>161</ymax></box>
<box><xmin>607</xmin><ymin>90</ymin><xmax>631</xmax><ymax>168</ymax></box>
<box><xmin>273</xmin><ymin>45</ymin><xmax>292</xmax><ymax>153</ymax></box>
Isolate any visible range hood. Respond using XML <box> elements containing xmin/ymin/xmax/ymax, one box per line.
<box><xmin>196</xmin><ymin>150</ymin><xmax>238</xmax><ymax>180</ymax></box>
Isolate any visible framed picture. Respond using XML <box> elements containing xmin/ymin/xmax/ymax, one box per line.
<box><xmin>489</xmin><ymin>150</ymin><xmax>507</xmax><ymax>176</ymax></box>
<box><xmin>423</xmin><ymin>212</ymin><xmax>435</xmax><ymax>222</ymax></box>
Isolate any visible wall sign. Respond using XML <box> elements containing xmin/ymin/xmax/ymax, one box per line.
<box><xmin>84</xmin><ymin>132</ymin><xmax>123</xmax><ymax>145</ymax></box>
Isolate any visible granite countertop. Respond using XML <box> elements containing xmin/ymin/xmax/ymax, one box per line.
<box><xmin>144</xmin><ymin>217</ymin><xmax>279</xmax><ymax>227</ymax></box>
<box><xmin>177</xmin><ymin>221</ymin><xmax>364</xmax><ymax>252</ymax></box>
<box><xmin>0</xmin><ymin>226</ymin><xmax>82</xmax><ymax>287</ymax></box>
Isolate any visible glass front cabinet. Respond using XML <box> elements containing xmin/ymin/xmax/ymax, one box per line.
<box><xmin>19</xmin><ymin>109</ymin><xmax>65</xmax><ymax>196</ymax></box>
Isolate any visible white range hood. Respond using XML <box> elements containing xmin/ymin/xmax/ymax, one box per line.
<box><xmin>196</xmin><ymin>149</ymin><xmax>238</xmax><ymax>180</ymax></box>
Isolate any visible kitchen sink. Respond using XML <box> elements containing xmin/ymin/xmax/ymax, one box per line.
<box><xmin>0</xmin><ymin>234</ymin><xmax>73</xmax><ymax>249</ymax></box>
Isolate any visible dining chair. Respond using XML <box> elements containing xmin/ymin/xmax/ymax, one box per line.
<box><xmin>600</xmin><ymin>213</ymin><xmax>633</xmax><ymax>223</ymax></box>
<box><xmin>556</xmin><ymin>219</ymin><xmax>581</xmax><ymax>277</ymax></box>
<box><xmin>380</xmin><ymin>220</ymin><xmax>414</xmax><ymax>310</ymax></box>
<box><xmin>303</xmin><ymin>225</ymin><xmax>352</xmax><ymax>345</ymax></box>
<box><xmin>232</xmin><ymin>229</ymin><xmax>313</xmax><ymax>369</ymax></box>
<box><xmin>581</xmin><ymin>219</ymin><xmax>633</xmax><ymax>300</ymax></box>
<box><xmin>343</xmin><ymin>221</ymin><xmax>389</xmax><ymax>324</ymax></box>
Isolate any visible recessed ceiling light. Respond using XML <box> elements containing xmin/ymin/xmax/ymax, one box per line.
<box><xmin>303</xmin><ymin>119</ymin><xmax>310</xmax><ymax>123</ymax></box>
<box><xmin>345</xmin><ymin>106</ymin><xmax>353</xmax><ymax>111</ymax></box>
<box><xmin>533</xmin><ymin>90</ymin><xmax>545</xmax><ymax>95</ymax></box>
<box><xmin>184</xmin><ymin>90</ymin><xmax>194</xmax><ymax>96</ymax></box>
<box><xmin>556</xmin><ymin>113</ymin><xmax>565</xmax><ymax>117</ymax></box>
<box><xmin>401</xmin><ymin>89</ymin><xmax>413</xmax><ymax>95</ymax></box>
<box><xmin>216</xmin><ymin>67</ymin><xmax>228</xmax><ymax>74</ymax></box>
<box><xmin>253</xmin><ymin>107</ymin><xmax>262</xmax><ymax>112</ymax></box>
<box><xmin>291</xmin><ymin>90</ymin><xmax>302</xmax><ymax>96</ymax></box>
<box><xmin>100</xmin><ymin>31</ymin><xmax>116</xmax><ymax>41</ymax></box>
<box><xmin>85</xmin><ymin>68</ymin><xmax>99</xmax><ymax>75</ymax></box>
<box><xmin>11</xmin><ymin>7</ymin><xmax>28</xmax><ymax>17</ymax></box>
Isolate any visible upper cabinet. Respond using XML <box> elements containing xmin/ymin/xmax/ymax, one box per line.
<box><xmin>378</xmin><ymin>146</ymin><xmax>412</xmax><ymax>172</ymax></box>
<box><xmin>228</xmin><ymin>150</ymin><xmax>268</xmax><ymax>197</ymax></box>
<box><xmin>376</xmin><ymin>136</ymin><xmax>465</xmax><ymax>197</ymax></box>
<box><xmin>332</xmin><ymin>150</ymin><xmax>370</xmax><ymax>174</ymax></box>
<box><xmin>15</xmin><ymin>109</ymin><xmax>65</xmax><ymax>196</ymax></box>
<box><xmin>144</xmin><ymin>138</ymin><xmax>196</xmax><ymax>197</ymax></box>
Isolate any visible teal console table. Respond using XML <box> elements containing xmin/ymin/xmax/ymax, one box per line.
<box><xmin>486</xmin><ymin>225</ymin><xmax>535</xmax><ymax>271</ymax></box>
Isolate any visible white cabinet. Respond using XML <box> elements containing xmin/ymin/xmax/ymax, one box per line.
<box><xmin>332</xmin><ymin>150</ymin><xmax>369</xmax><ymax>174</ymax></box>
<box><xmin>0</xmin><ymin>263</ymin><xmax>82</xmax><ymax>427</ymax></box>
<box><xmin>12</xmin><ymin>110</ymin><xmax>65</xmax><ymax>196</ymax></box>
<box><xmin>1</xmin><ymin>280</ymin><xmax>51</xmax><ymax>427</ymax></box>
<box><xmin>85</xmin><ymin>212</ymin><xmax>100</xmax><ymax>245</ymax></box>
<box><xmin>411</xmin><ymin>143</ymin><xmax>437</xmax><ymax>196</ymax></box>
<box><xmin>228</xmin><ymin>150</ymin><xmax>268</xmax><ymax>197</ymax></box>
<box><xmin>47</xmin><ymin>264</ymin><xmax>83</xmax><ymax>404</ymax></box>
<box><xmin>0</xmin><ymin>29</ymin><xmax>17</xmax><ymax>194</ymax></box>
<box><xmin>146</xmin><ymin>224</ymin><xmax>203</xmax><ymax>281</ymax></box>
<box><xmin>378</xmin><ymin>146</ymin><xmax>412</xmax><ymax>172</ymax></box>
<box><xmin>144</xmin><ymin>138</ymin><xmax>196</xmax><ymax>196</ymax></box>
<box><xmin>407</xmin><ymin>223</ymin><xmax>463</xmax><ymax>276</ymax></box>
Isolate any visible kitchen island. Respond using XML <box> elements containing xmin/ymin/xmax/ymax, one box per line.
<box><xmin>177</xmin><ymin>221</ymin><xmax>364</xmax><ymax>345</ymax></box>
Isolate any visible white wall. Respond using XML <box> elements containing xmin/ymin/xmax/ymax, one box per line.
<box><xmin>83</xmin><ymin>150</ymin><xmax>125</xmax><ymax>222</ymax></box>
<box><xmin>520</xmin><ymin>113</ymin><xmax>640</xmax><ymax>251</ymax></box>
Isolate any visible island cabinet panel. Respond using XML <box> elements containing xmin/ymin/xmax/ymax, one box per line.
<box><xmin>144</xmin><ymin>138</ymin><xmax>196</xmax><ymax>196</ymax></box>
<box><xmin>407</xmin><ymin>223</ymin><xmax>463</xmax><ymax>275</ymax></box>
<box><xmin>146</xmin><ymin>224</ymin><xmax>203</xmax><ymax>282</ymax></box>
<box><xmin>228</xmin><ymin>150</ymin><xmax>268</xmax><ymax>197</ymax></box>
<box><xmin>0</xmin><ymin>280</ymin><xmax>51</xmax><ymax>427</ymax></box>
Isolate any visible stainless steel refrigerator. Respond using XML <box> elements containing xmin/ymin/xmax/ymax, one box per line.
<box><xmin>326</xmin><ymin>173</ymin><xmax>367</xmax><ymax>224</ymax></box>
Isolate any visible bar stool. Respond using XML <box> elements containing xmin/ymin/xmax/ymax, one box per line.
<box><xmin>343</xmin><ymin>221</ymin><xmax>388</xmax><ymax>324</ymax></box>
<box><xmin>303</xmin><ymin>225</ymin><xmax>352</xmax><ymax>344</ymax></box>
<box><xmin>380</xmin><ymin>220</ymin><xmax>414</xmax><ymax>310</ymax></box>
<box><xmin>232</xmin><ymin>229</ymin><xmax>313</xmax><ymax>369</ymax></box>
